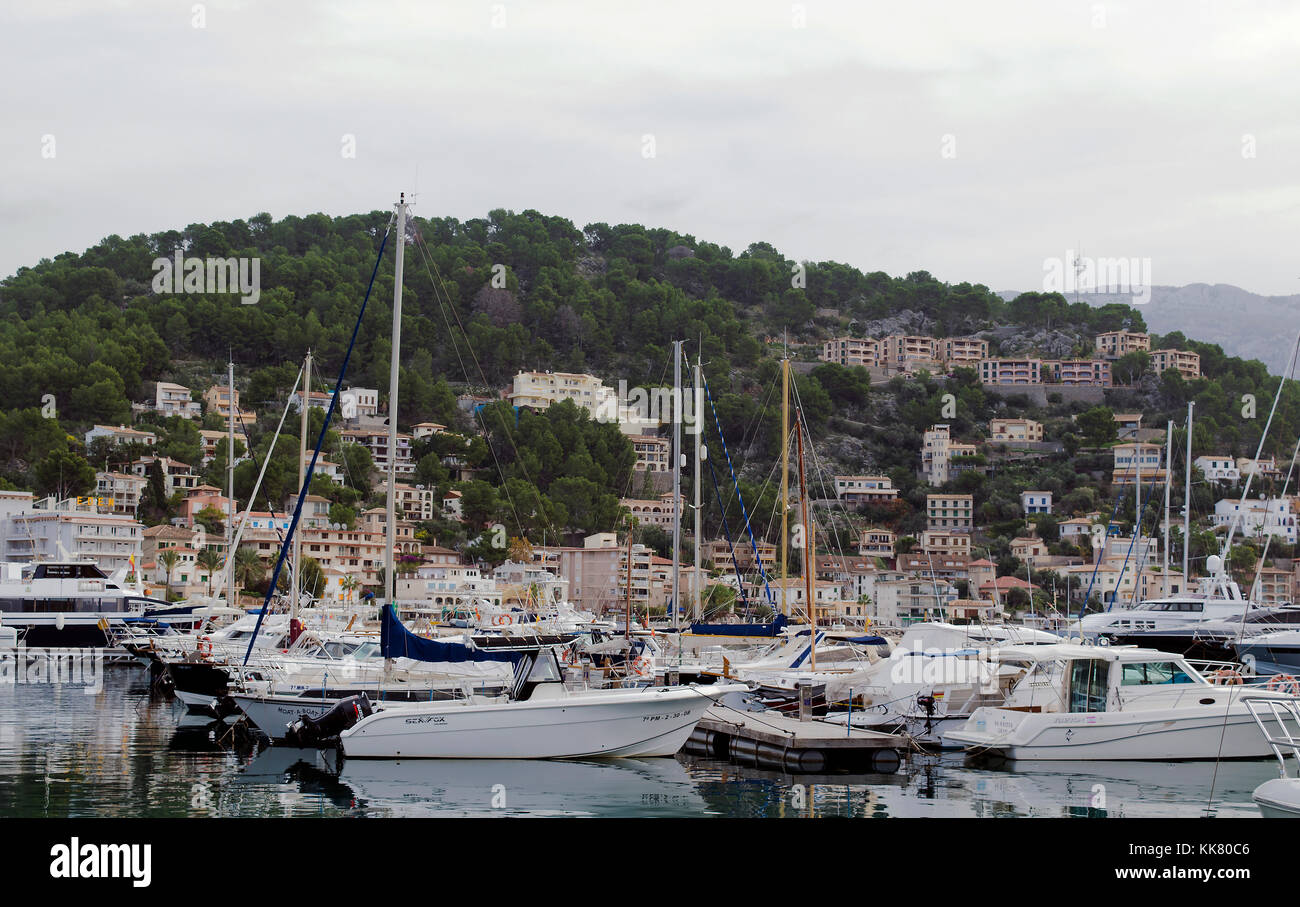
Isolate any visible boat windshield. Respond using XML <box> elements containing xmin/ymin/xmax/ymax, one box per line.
<box><xmin>1120</xmin><ymin>661</ymin><xmax>1195</xmax><ymax>685</ymax></box>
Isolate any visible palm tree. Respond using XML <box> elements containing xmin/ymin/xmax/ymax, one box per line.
<box><xmin>196</xmin><ymin>547</ymin><xmax>224</xmax><ymax>597</ymax></box>
<box><xmin>340</xmin><ymin>575</ymin><xmax>360</xmax><ymax>604</ymax></box>
<box><xmin>233</xmin><ymin>545</ymin><xmax>265</xmax><ymax>600</ymax></box>
<box><xmin>158</xmin><ymin>548</ymin><xmax>180</xmax><ymax>598</ymax></box>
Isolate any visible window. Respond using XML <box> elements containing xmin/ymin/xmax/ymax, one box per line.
<box><xmin>1069</xmin><ymin>659</ymin><xmax>1108</xmax><ymax>712</ymax></box>
<box><xmin>1121</xmin><ymin>661</ymin><xmax>1193</xmax><ymax>685</ymax></box>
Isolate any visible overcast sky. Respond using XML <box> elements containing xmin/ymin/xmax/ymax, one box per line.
<box><xmin>3</xmin><ymin>0</ymin><xmax>1300</xmax><ymax>296</ymax></box>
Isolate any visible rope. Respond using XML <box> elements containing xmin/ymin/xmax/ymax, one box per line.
<box><xmin>243</xmin><ymin>215</ymin><xmax>394</xmax><ymax>664</ymax></box>
<box><xmin>701</xmin><ymin>371</ymin><xmax>775</xmax><ymax>605</ymax></box>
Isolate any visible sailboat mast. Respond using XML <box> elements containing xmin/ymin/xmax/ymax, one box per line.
<box><xmin>385</xmin><ymin>195</ymin><xmax>407</xmax><ymax>608</ymax></box>
<box><xmin>693</xmin><ymin>352</ymin><xmax>702</xmax><ymax>621</ymax></box>
<box><xmin>293</xmin><ymin>350</ymin><xmax>311</xmax><ymax>618</ymax></box>
<box><xmin>781</xmin><ymin>357</ymin><xmax>790</xmax><ymax>617</ymax></box>
<box><xmin>226</xmin><ymin>358</ymin><xmax>235</xmax><ymax>606</ymax></box>
<box><xmin>1163</xmin><ymin>419</ymin><xmax>1172</xmax><ymax>581</ymax></box>
<box><xmin>672</xmin><ymin>340</ymin><xmax>682</xmax><ymax>637</ymax></box>
<box><xmin>795</xmin><ymin>407</ymin><xmax>815</xmax><ymax>671</ymax></box>
<box><xmin>625</xmin><ymin>526</ymin><xmax>633</xmax><ymax>643</ymax></box>
<box><xmin>1184</xmin><ymin>401</ymin><xmax>1194</xmax><ymax>581</ymax></box>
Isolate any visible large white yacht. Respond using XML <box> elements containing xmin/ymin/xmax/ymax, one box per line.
<box><xmin>0</xmin><ymin>558</ymin><xmax>169</xmax><ymax>647</ymax></box>
<box><xmin>1072</xmin><ymin>555</ymin><xmax>1261</xmax><ymax>639</ymax></box>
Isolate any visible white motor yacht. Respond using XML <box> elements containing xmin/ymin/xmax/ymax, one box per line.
<box><xmin>947</xmin><ymin>642</ymin><xmax>1300</xmax><ymax>760</ymax></box>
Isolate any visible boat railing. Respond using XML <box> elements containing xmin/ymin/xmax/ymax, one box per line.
<box><xmin>1185</xmin><ymin>658</ymin><xmax>1277</xmax><ymax>687</ymax></box>
<box><xmin>1242</xmin><ymin>696</ymin><xmax>1300</xmax><ymax>778</ymax></box>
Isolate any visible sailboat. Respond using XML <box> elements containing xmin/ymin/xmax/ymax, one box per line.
<box><xmin>291</xmin><ymin>197</ymin><xmax>744</xmax><ymax>758</ymax></box>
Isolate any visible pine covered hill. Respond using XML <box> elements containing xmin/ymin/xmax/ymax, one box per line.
<box><xmin>2</xmin><ymin>209</ymin><xmax>1297</xmax><ymax>572</ymax></box>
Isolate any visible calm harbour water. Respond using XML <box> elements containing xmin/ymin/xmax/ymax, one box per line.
<box><xmin>0</xmin><ymin>667</ymin><xmax>1277</xmax><ymax>818</ymax></box>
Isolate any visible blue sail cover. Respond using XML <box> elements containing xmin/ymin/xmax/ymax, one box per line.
<box><xmin>379</xmin><ymin>605</ymin><xmax>524</xmax><ymax>665</ymax></box>
<box><xmin>688</xmin><ymin>613</ymin><xmax>789</xmax><ymax>637</ymax></box>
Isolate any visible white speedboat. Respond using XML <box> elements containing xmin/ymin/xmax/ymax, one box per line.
<box><xmin>339</xmin><ymin>647</ymin><xmax>744</xmax><ymax>759</ymax></box>
<box><xmin>946</xmin><ymin>643</ymin><xmax>1300</xmax><ymax>760</ymax></box>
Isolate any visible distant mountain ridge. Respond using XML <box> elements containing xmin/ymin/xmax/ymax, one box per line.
<box><xmin>997</xmin><ymin>284</ymin><xmax>1300</xmax><ymax>376</ymax></box>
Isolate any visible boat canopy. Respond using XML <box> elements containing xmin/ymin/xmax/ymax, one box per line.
<box><xmin>380</xmin><ymin>604</ymin><xmax>524</xmax><ymax>665</ymax></box>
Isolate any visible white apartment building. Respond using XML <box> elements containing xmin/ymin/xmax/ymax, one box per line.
<box><xmin>154</xmin><ymin>382</ymin><xmax>201</xmax><ymax>419</ymax></box>
<box><xmin>1194</xmin><ymin>455</ymin><xmax>1240</xmax><ymax>484</ymax></box>
<box><xmin>507</xmin><ymin>370</ymin><xmax>656</xmax><ymax>435</ymax></box>
<box><xmin>84</xmin><ymin>424</ymin><xmax>157</xmax><ymax>448</ymax></box>
<box><xmin>1213</xmin><ymin>497</ymin><xmax>1297</xmax><ymax>544</ymax></box>
<box><xmin>833</xmin><ymin>475</ymin><xmax>898</xmax><ymax>503</ymax></box>
<box><xmin>0</xmin><ymin>506</ymin><xmax>144</xmax><ymax>573</ymax></box>
<box><xmin>1020</xmin><ymin>491</ymin><xmax>1052</xmax><ymax>515</ymax></box>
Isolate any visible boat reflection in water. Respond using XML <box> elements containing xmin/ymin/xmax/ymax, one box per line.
<box><xmin>945</xmin><ymin>757</ymin><xmax>1276</xmax><ymax>818</ymax></box>
<box><xmin>238</xmin><ymin>745</ymin><xmax>708</xmax><ymax>817</ymax></box>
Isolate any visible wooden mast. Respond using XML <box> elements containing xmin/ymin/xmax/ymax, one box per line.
<box><xmin>796</xmin><ymin>406</ymin><xmax>815</xmax><ymax>671</ymax></box>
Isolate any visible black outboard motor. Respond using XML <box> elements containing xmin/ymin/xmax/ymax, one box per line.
<box><xmin>284</xmin><ymin>694</ymin><xmax>373</xmax><ymax>748</ymax></box>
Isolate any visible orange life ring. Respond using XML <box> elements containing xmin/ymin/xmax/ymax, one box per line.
<box><xmin>1210</xmin><ymin>668</ymin><xmax>1243</xmax><ymax>686</ymax></box>
<box><xmin>631</xmin><ymin>656</ymin><xmax>652</xmax><ymax>676</ymax></box>
<box><xmin>1267</xmin><ymin>673</ymin><xmax>1300</xmax><ymax>696</ymax></box>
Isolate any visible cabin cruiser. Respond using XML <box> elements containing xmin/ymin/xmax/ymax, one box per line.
<box><xmin>946</xmin><ymin>643</ymin><xmax>1300</xmax><ymax>760</ymax></box>
<box><xmin>1072</xmin><ymin>555</ymin><xmax>1262</xmax><ymax>640</ymax></box>
<box><xmin>0</xmin><ymin>558</ymin><xmax>170</xmax><ymax>647</ymax></box>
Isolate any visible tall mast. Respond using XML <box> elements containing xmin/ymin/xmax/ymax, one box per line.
<box><xmin>625</xmin><ymin>526</ymin><xmax>633</xmax><ymax>642</ymax></box>
<box><xmin>385</xmin><ymin>195</ymin><xmax>407</xmax><ymax>609</ymax></box>
<box><xmin>692</xmin><ymin>351</ymin><xmax>702</xmax><ymax>621</ymax></box>
<box><xmin>1134</xmin><ymin>438</ymin><xmax>1141</xmax><ymax>602</ymax></box>
<box><xmin>1184</xmin><ymin>401</ymin><xmax>1194</xmax><ymax>582</ymax></box>
<box><xmin>293</xmin><ymin>350</ymin><xmax>311</xmax><ymax>618</ymax></box>
<box><xmin>1163</xmin><ymin>419</ymin><xmax>1172</xmax><ymax>582</ymax></box>
<box><xmin>781</xmin><ymin>356</ymin><xmax>790</xmax><ymax>617</ymax></box>
<box><xmin>796</xmin><ymin>406</ymin><xmax>815</xmax><ymax>671</ymax></box>
<box><xmin>226</xmin><ymin>358</ymin><xmax>235</xmax><ymax>607</ymax></box>
<box><xmin>672</xmin><ymin>340</ymin><xmax>682</xmax><ymax>638</ymax></box>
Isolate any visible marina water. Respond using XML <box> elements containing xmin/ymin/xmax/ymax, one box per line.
<box><xmin>0</xmin><ymin>667</ymin><xmax>1278</xmax><ymax>818</ymax></box>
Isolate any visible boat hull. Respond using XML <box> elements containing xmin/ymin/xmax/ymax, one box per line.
<box><xmin>949</xmin><ymin>702</ymin><xmax>1292</xmax><ymax>761</ymax></box>
<box><xmin>340</xmin><ymin>684</ymin><xmax>739</xmax><ymax>759</ymax></box>
<box><xmin>1254</xmin><ymin>778</ymin><xmax>1300</xmax><ymax>817</ymax></box>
